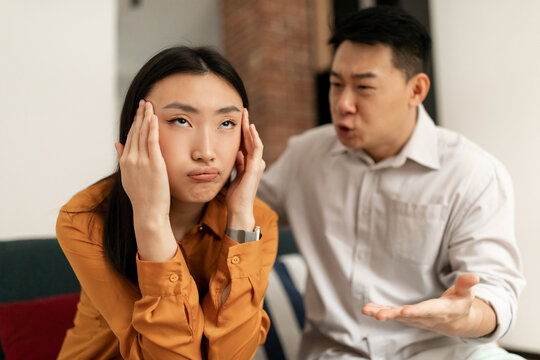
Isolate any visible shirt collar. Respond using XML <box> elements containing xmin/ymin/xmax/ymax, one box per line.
<box><xmin>398</xmin><ymin>104</ymin><xmax>440</xmax><ymax>170</ymax></box>
<box><xmin>329</xmin><ymin>135</ymin><xmax>374</xmax><ymax>163</ymax></box>
<box><xmin>329</xmin><ymin>104</ymin><xmax>440</xmax><ymax>170</ymax></box>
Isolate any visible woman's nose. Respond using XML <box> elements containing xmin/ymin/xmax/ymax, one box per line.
<box><xmin>191</xmin><ymin>129</ymin><xmax>216</xmax><ymax>163</ymax></box>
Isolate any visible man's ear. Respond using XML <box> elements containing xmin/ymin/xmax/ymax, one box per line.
<box><xmin>408</xmin><ymin>73</ymin><xmax>430</xmax><ymax>107</ymax></box>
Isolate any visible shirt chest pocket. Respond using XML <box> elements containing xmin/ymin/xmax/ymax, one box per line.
<box><xmin>372</xmin><ymin>194</ymin><xmax>448</xmax><ymax>265</ymax></box>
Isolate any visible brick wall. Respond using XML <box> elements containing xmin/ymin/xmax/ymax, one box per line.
<box><xmin>221</xmin><ymin>0</ymin><xmax>320</xmax><ymax>164</ymax></box>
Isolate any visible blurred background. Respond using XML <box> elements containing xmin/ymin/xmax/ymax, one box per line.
<box><xmin>0</xmin><ymin>0</ymin><xmax>538</xmax><ymax>356</ymax></box>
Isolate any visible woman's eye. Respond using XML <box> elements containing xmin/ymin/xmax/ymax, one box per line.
<box><xmin>168</xmin><ymin>118</ymin><xmax>190</xmax><ymax>127</ymax></box>
<box><xmin>219</xmin><ymin>120</ymin><xmax>236</xmax><ymax>129</ymax></box>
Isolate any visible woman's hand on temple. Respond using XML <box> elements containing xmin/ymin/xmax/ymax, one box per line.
<box><xmin>115</xmin><ymin>100</ymin><xmax>177</xmax><ymax>261</ymax></box>
<box><xmin>226</xmin><ymin>109</ymin><xmax>265</xmax><ymax>231</ymax></box>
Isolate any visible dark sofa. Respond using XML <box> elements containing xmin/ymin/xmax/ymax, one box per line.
<box><xmin>0</xmin><ymin>231</ymin><xmax>300</xmax><ymax>360</ymax></box>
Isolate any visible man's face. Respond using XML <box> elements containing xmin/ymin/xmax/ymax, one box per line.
<box><xmin>329</xmin><ymin>41</ymin><xmax>417</xmax><ymax>161</ymax></box>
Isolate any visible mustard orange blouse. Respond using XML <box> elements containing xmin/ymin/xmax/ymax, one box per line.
<box><xmin>56</xmin><ymin>179</ymin><xmax>278</xmax><ymax>359</ymax></box>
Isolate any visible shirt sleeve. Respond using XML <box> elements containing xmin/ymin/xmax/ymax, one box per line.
<box><xmin>258</xmin><ymin>137</ymin><xmax>299</xmax><ymax>227</ymax></box>
<box><xmin>441</xmin><ymin>162</ymin><xmax>525</xmax><ymax>343</ymax></box>
<box><xmin>202</xmin><ymin>208</ymin><xmax>278</xmax><ymax>359</ymax></box>
<box><xmin>56</xmin><ymin>209</ymin><xmax>204</xmax><ymax>359</ymax></box>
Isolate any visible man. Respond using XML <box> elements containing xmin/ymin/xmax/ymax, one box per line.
<box><xmin>258</xmin><ymin>6</ymin><xmax>525</xmax><ymax>359</ymax></box>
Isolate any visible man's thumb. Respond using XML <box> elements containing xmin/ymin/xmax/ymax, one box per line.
<box><xmin>455</xmin><ymin>273</ymin><xmax>479</xmax><ymax>297</ymax></box>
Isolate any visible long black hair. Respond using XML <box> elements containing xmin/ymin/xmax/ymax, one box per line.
<box><xmin>101</xmin><ymin>46</ymin><xmax>249</xmax><ymax>283</ymax></box>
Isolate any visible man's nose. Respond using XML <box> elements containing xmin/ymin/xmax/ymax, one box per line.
<box><xmin>191</xmin><ymin>128</ymin><xmax>216</xmax><ymax>163</ymax></box>
<box><xmin>335</xmin><ymin>88</ymin><xmax>357</xmax><ymax>116</ymax></box>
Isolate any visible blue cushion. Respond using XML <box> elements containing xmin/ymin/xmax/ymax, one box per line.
<box><xmin>255</xmin><ymin>254</ymin><xmax>307</xmax><ymax>360</ymax></box>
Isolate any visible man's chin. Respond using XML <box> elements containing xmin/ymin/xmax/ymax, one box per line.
<box><xmin>336</xmin><ymin>134</ymin><xmax>364</xmax><ymax>150</ymax></box>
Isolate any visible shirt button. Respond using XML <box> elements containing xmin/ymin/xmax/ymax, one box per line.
<box><xmin>231</xmin><ymin>256</ymin><xmax>240</xmax><ymax>265</ymax></box>
<box><xmin>199</xmin><ymin>226</ymin><xmax>203</xmax><ymax>231</ymax></box>
<box><xmin>169</xmin><ymin>273</ymin><xmax>179</xmax><ymax>282</ymax></box>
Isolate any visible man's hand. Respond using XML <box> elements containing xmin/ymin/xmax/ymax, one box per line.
<box><xmin>362</xmin><ymin>273</ymin><xmax>497</xmax><ymax>338</ymax></box>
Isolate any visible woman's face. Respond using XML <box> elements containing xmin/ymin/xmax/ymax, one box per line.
<box><xmin>145</xmin><ymin>73</ymin><xmax>243</xmax><ymax>205</ymax></box>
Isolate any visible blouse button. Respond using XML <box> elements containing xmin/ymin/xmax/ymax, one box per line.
<box><xmin>169</xmin><ymin>273</ymin><xmax>179</xmax><ymax>282</ymax></box>
<box><xmin>231</xmin><ymin>256</ymin><xmax>240</xmax><ymax>265</ymax></box>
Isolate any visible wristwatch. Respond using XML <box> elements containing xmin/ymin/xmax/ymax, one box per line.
<box><xmin>226</xmin><ymin>226</ymin><xmax>261</xmax><ymax>244</ymax></box>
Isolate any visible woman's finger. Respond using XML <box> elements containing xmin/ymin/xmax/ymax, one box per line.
<box><xmin>138</xmin><ymin>102</ymin><xmax>153</xmax><ymax>158</ymax></box>
<box><xmin>126</xmin><ymin>99</ymin><xmax>145</xmax><ymax>156</ymax></box>
<box><xmin>235</xmin><ymin>151</ymin><xmax>245</xmax><ymax>175</ymax></box>
<box><xmin>114</xmin><ymin>142</ymin><xmax>124</xmax><ymax>160</ymax></box>
<box><xmin>148</xmin><ymin>115</ymin><xmax>162</xmax><ymax>162</ymax></box>
<box><xmin>241</xmin><ymin>108</ymin><xmax>254</xmax><ymax>155</ymax></box>
<box><xmin>124</xmin><ymin>100</ymin><xmax>143</xmax><ymax>155</ymax></box>
<box><xmin>249</xmin><ymin>123</ymin><xmax>264</xmax><ymax>162</ymax></box>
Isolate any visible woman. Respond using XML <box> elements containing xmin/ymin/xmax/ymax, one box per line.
<box><xmin>56</xmin><ymin>46</ymin><xmax>278</xmax><ymax>359</ymax></box>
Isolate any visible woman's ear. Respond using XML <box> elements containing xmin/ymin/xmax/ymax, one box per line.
<box><xmin>408</xmin><ymin>73</ymin><xmax>430</xmax><ymax>107</ymax></box>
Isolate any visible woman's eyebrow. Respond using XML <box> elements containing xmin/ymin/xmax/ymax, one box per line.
<box><xmin>162</xmin><ymin>102</ymin><xmax>241</xmax><ymax>115</ymax></box>
<box><xmin>216</xmin><ymin>106</ymin><xmax>241</xmax><ymax>115</ymax></box>
<box><xmin>163</xmin><ymin>102</ymin><xmax>198</xmax><ymax>113</ymax></box>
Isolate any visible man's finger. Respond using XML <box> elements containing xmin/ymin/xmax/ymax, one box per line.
<box><xmin>362</xmin><ymin>303</ymin><xmax>397</xmax><ymax>317</ymax></box>
<box><xmin>454</xmin><ymin>273</ymin><xmax>479</xmax><ymax>297</ymax></box>
<box><xmin>376</xmin><ymin>306</ymin><xmax>403</xmax><ymax>321</ymax></box>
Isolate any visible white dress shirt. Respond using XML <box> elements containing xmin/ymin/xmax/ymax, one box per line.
<box><xmin>258</xmin><ymin>105</ymin><xmax>525</xmax><ymax>359</ymax></box>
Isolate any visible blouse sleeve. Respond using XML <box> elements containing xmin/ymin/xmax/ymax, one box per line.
<box><xmin>202</xmin><ymin>205</ymin><xmax>279</xmax><ymax>359</ymax></box>
<box><xmin>56</xmin><ymin>208</ymin><xmax>205</xmax><ymax>359</ymax></box>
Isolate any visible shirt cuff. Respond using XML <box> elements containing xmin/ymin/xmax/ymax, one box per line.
<box><xmin>217</xmin><ymin>234</ymin><xmax>263</xmax><ymax>279</ymax></box>
<box><xmin>136</xmin><ymin>246</ymin><xmax>188</xmax><ymax>297</ymax></box>
<box><xmin>460</xmin><ymin>284</ymin><xmax>513</xmax><ymax>344</ymax></box>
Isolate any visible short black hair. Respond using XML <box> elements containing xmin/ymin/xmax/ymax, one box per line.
<box><xmin>329</xmin><ymin>6</ymin><xmax>431</xmax><ymax>79</ymax></box>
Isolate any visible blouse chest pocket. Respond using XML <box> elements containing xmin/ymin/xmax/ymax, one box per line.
<box><xmin>372</xmin><ymin>194</ymin><xmax>448</xmax><ymax>265</ymax></box>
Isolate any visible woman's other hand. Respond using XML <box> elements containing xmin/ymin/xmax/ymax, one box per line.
<box><xmin>115</xmin><ymin>100</ymin><xmax>177</xmax><ymax>261</ymax></box>
<box><xmin>226</xmin><ymin>109</ymin><xmax>265</xmax><ymax>231</ymax></box>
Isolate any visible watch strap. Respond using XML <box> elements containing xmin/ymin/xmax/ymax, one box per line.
<box><xmin>226</xmin><ymin>226</ymin><xmax>261</xmax><ymax>244</ymax></box>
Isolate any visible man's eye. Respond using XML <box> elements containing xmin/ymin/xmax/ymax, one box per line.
<box><xmin>219</xmin><ymin>120</ymin><xmax>237</xmax><ymax>129</ymax></box>
<box><xmin>168</xmin><ymin>118</ymin><xmax>190</xmax><ymax>127</ymax></box>
<box><xmin>330</xmin><ymin>82</ymin><xmax>342</xmax><ymax>87</ymax></box>
<box><xmin>358</xmin><ymin>85</ymin><xmax>373</xmax><ymax>90</ymax></box>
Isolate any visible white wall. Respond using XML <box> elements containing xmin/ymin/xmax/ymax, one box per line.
<box><xmin>0</xmin><ymin>0</ymin><xmax>117</xmax><ymax>240</ymax></box>
<box><xmin>0</xmin><ymin>0</ymin><xmax>222</xmax><ymax>241</ymax></box>
<box><xmin>430</xmin><ymin>0</ymin><xmax>540</xmax><ymax>352</ymax></box>
<box><xmin>117</xmin><ymin>0</ymin><xmax>222</xmax><ymax>106</ymax></box>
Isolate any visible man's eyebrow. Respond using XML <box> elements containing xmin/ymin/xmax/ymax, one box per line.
<box><xmin>330</xmin><ymin>70</ymin><xmax>377</xmax><ymax>79</ymax></box>
<box><xmin>216</xmin><ymin>106</ymin><xmax>241</xmax><ymax>115</ymax></box>
<box><xmin>163</xmin><ymin>102</ymin><xmax>198</xmax><ymax>113</ymax></box>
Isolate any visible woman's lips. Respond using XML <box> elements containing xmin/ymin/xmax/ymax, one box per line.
<box><xmin>188</xmin><ymin>167</ymin><xmax>219</xmax><ymax>182</ymax></box>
